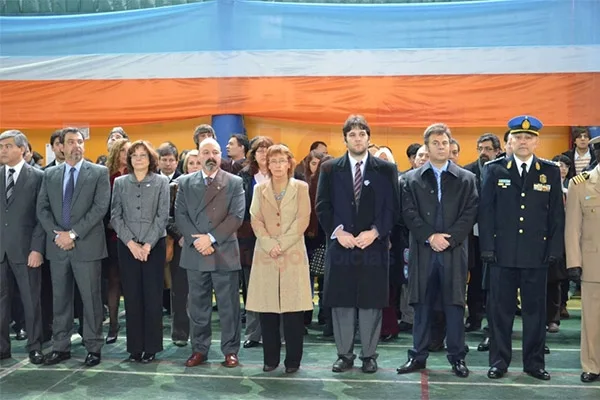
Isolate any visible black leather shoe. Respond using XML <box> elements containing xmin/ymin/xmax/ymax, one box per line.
<box><xmin>44</xmin><ymin>351</ymin><xmax>71</xmax><ymax>365</ymax></box>
<box><xmin>525</xmin><ymin>368</ymin><xmax>550</xmax><ymax>381</ymax></box>
<box><xmin>243</xmin><ymin>340</ymin><xmax>260</xmax><ymax>349</ymax></box>
<box><xmin>29</xmin><ymin>350</ymin><xmax>45</xmax><ymax>365</ymax></box>
<box><xmin>172</xmin><ymin>340</ymin><xmax>188</xmax><ymax>347</ymax></box>
<box><xmin>332</xmin><ymin>357</ymin><xmax>354</xmax><ymax>372</ymax></box>
<box><xmin>0</xmin><ymin>352</ymin><xmax>11</xmax><ymax>360</ymax></box>
<box><xmin>487</xmin><ymin>367</ymin><xmax>506</xmax><ymax>379</ymax></box>
<box><xmin>105</xmin><ymin>325</ymin><xmax>120</xmax><ymax>345</ymax></box>
<box><xmin>84</xmin><ymin>352</ymin><xmax>101</xmax><ymax>367</ymax></box>
<box><xmin>451</xmin><ymin>360</ymin><xmax>469</xmax><ymax>378</ymax></box>
<box><xmin>128</xmin><ymin>353</ymin><xmax>143</xmax><ymax>362</ymax></box>
<box><xmin>285</xmin><ymin>367</ymin><xmax>299</xmax><ymax>374</ymax></box>
<box><xmin>544</xmin><ymin>345</ymin><xmax>550</xmax><ymax>354</ymax></box>
<box><xmin>380</xmin><ymin>333</ymin><xmax>398</xmax><ymax>342</ymax></box>
<box><xmin>397</xmin><ymin>358</ymin><xmax>426</xmax><ymax>374</ymax></box>
<box><xmin>477</xmin><ymin>337</ymin><xmax>490</xmax><ymax>352</ymax></box>
<box><xmin>464</xmin><ymin>320</ymin><xmax>481</xmax><ymax>332</ymax></box>
<box><xmin>15</xmin><ymin>329</ymin><xmax>27</xmax><ymax>341</ymax></box>
<box><xmin>263</xmin><ymin>364</ymin><xmax>278</xmax><ymax>372</ymax></box>
<box><xmin>141</xmin><ymin>353</ymin><xmax>155</xmax><ymax>363</ymax></box>
<box><xmin>581</xmin><ymin>372</ymin><xmax>599</xmax><ymax>383</ymax></box>
<box><xmin>361</xmin><ymin>358</ymin><xmax>378</xmax><ymax>373</ymax></box>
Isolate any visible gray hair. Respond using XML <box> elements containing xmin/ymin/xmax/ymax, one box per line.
<box><xmin>0</xmin><ymin>129</ymin><xmax>29</xmax><ymax>150</ymax></box>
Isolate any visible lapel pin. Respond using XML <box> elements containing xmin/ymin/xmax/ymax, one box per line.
<box><xmin>364</xmin><ymin>180</ymin><xmax>370</xmax><ymax>186</ymax></box>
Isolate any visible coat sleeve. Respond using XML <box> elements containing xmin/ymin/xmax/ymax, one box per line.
<box><xmin>278</xmin><ymin>183</ymin><xmax>311</xmax><ymax>252</ymax></box>
<box><xmin>401</xmin><ymin>175</ymin><xmax>436</xmax><ymax>244</ymax></box>
<box><xmin>36</xmin><ymin>171</ymin><xmax>63</xmax><ymax>236</ymax></box>
<box><xmin>250</xmin><ymin>185</ymin><xmax>280</xmax><ymax>253</ymax></box>
<box><xmin>71</xmin><ymin>167</ymin><xmax>110</xmax><ymax>239</ymax></box>
<box><xmin>564</xmin><ymin>180</ymin><xmax>582</xmax><ymax>268</ymax></box>
<box><xmin>546</xmin><ymin>166</ymin><xmax>566</xmax><ymax>260</ymax></box>
<box><xmin>315</xmin><ymin>162</ymin><xmax>334</xmax><ymax>237</ymax></box>
<box><xmin>373</xmin><ymin>164</ymin><xmax>399</xmax><ymax>239</ymax></box>
<box><xmin>140</xmin><ymin>176</ymin><xmax>170</xmax><ymax>248</ymax></box>
<box><xmin>478</xmin><ymin>164</ymin><xmax>496</xmax><ymax>253</ymax></box>
<box><xmin>110</xmin><ymin>179</ymin><xmax>136</xmax><ymax>245</ymax></box>
<box><xmin>30</xmin><ymin>172</ymin><xmax>46</xmax><ymax>255</ymax></box>
<box><xmin>174</xmin><ymin>179</ymin><xmax>199</xmax><ymax>248</ymax></box>
<box><xmin>446</xmin><ymin>174</ymin><xmax>479</xmax><ymax>249</ymax></box>
<box><xmin>208</xmin><ymin>176</ymin><xmax>245</xmax><ymax>245</ymax></box>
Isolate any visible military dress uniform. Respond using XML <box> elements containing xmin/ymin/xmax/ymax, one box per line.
<box><xmin>565</xmin><ymin>134</ymin><xmax>600</xmax><ymax>383</ymax></box>
<box><xmin>479</xmin><ymin>116</ymin><xmax>565</xmax><ymax>380</ymax></box>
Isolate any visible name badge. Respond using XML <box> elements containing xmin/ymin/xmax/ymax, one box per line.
<box><xmin>497</xmin><ymin>179</ymin><xmax>511</xmax><ymax>188</ymax></box>
<box><xmin>533</xmin><ymin>183</ymin><xmax>551</xmax><ymax>192</ymax></box>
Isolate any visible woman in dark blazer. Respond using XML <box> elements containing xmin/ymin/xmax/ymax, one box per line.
<box><xmin>111</xmin><ymin>140</ymin><xmax>170</xmax><ymax>363</ymax></box>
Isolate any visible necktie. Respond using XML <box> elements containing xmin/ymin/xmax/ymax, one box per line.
<box><xmin>6</xmin><ymin>168</ymin><xmax>15</xmax><ymax>202</ymax></box>
<box><xmin>520</xmin><ymin>163</ymin><xmax>528</xmax><ymax>185</ymax></box>
<box><xmin>205</xmin><ymin>176</ymin><xmax>213</xmax><ymax>186</ymax></box>
<box><xmin>434</xmin><ymin>170</ymin><xmax>442</xmax><ymax>202</ymax></box>
<box><xmin>353</xmin><ymin>161</ymin><xmax>363</xmax><ymax>204</ymax></box>
<box><xmin>62</xmin><ymin>167</ymin><xmax>76</xmax><ymax>229</ymax></box>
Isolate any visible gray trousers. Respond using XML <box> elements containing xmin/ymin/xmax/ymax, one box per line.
<box><xmin>50</xmin><ymin>257</ymin><xmax>104</xmax><ymax>354</ymax></box>
<box><xmin>332</xmin><ymin>307</ymin><xmax>382</xmax><ymax>360</ymax></box>
<box><xmin>400</xmin><ymin>284</ymin><xmax>414</xmax><ymax>324</ymax></box>
<box><xmin>170</xmin><ymin>245</ymin><xmax>189</xmax><ymax>342</ymax></box>
<box><xmin>241</xmin><ymin>266</ymin><xmax>261</xmax><ymax>341</ymax></box>
<box><xmin>187</xmin><ymin>269</ymin><xmax>241</xmax><ymax>356</ymax></box>
<box><xmin>0</xmin><ymin>257</ymin><xmax>42</xmax><ymax>353</ymax></box>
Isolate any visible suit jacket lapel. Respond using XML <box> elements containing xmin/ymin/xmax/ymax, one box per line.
<box><xmin>0</xmin><ymin>166</ymin><xmax>5</xmax><ymax>205</ymax></box>
<box><xmin>280</xmin><ymin>178</ymin><xmax>298</xmax><ymax>210</ymax></box>
<box><xmin>199</xmin><ymin>170</ymin><xmax>226</xmax><ymax>212</ymax></box>
<box><xmin>7</xmin><ymin>164</ymin><xmax>30</xmax><ymax>207</ymax></box>
<box><xmin>261</xmin><ymin>180</ymin><xmax>279</xmax><ymax>210</ymax></box>
<box><xmin>71</xmin><ymin>161</ymin><xmax>90</xmax><ymax>205</ymax></box>
<box><xmin>334</xmin><ymin>153</ymin><xmax>355</xmax><ymax>200</ymax></box>
<box><xmin>508</xmin><ymin>156</ymin><xmax>523</xmax><ymax>190</ymax></box>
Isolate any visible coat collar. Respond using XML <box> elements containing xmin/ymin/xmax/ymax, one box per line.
<box><xmin>261</xmin><ymin>177</ymin><xmax>299</xmax><ymax>209</ymax></box>
<box><xmin>198</xmin><ymin>169</ymin><xmax>227</xmax><ymax>212</ymax></box>
<box><xmin>419</xmin><ymin>160</ymin><xmax>460</xmax><ymax>178</ymax></box>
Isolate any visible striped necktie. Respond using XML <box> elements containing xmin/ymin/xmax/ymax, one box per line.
<box><xmin>354</xmin><ymin>161</ymin><xmax>363</xmax><ymax>204</ymax></box>
<box><xmin>6</xmin><ymin>168</ymin><xmax>15</xmax><ymax>202</ymax></box>
<box><xmin>205</xmin><ymin>176</ymin><xmax>213</xmax><ymax>186</ymax></box>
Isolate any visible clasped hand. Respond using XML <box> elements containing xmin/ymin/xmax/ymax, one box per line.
<box><xmin>269</xmin><ymin>244</ymin><xmax>282</xmax><ymax>259</ymax></box>
<box><xmin>53</xmin><ymin>230</ymin><xmax>74</xmax><ymax>251</ymax></box>
<box><xmin>428</xmin><ymin>233</ymin><xmax>451</xmax><ymax>252</ymax></box>
<box><xmin>336</xmin><ymin>229</ymin><xmax>378</xmax><ymax>249</ymax></box>
<box><xmin>192</xmin><ymin>234</ymin><xmax>215</xmax><ymax>256</ymax></box>
<box><xmin>127</xmin><ymin>241</ymin><xmax>151</xmax><ymax>261</ymax></box>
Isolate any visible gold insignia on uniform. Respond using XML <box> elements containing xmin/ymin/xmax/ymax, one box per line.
<box><xmin>521</xmin><ymin>119</ymin><xmax>531</xmax><ymax>130</ymax></box>
<box><xmin>572</xmin><ymin>171</ymin><xmax>590</xmax><ymax>185</ymax></box>
<box><xmin>535</xmin><ymin>162</ymin><xmax>540</xmax><ymax>171</ymax></box>
<box><xmin>540</xmin><ymin>174</ymin><xmax>547</xmax><ymax>184</ymax></box>
<box><xmin>506</xmin><ymin>160</ymin><xmax>512</xmax><ymax>169</ymax></box>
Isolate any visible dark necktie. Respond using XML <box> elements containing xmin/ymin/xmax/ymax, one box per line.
<box><xmin>62</xmin><ymin>167</ymin><xmax>76</xmax><ymax>229</ymax></box>
<box><xmin>353</xmin><ymin>161</ymin><xmax>363</xmax><ymax>204</ymax></box>
<box><xmin>205</xmin><ymin>176</ymin><xmax>213</xmax><ymax>186</ymax></box>
<box><xmin>520</xmin><ymin>163</ymin><xmax>528</xmax><ymax>185</ymax></box>
<box><xmin>6</xmin><ymin>168</ymin><xmax>15</xmax><ymax>202</ymax></box>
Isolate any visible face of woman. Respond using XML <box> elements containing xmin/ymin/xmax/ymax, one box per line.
<box><xmin>255</xmin><ymin>147</ymin><xmax>268</xmax><ymax>168</ymax></box>
<box><xmin>119</xmin><ymin>143</ymin><xmax>131</xmax><ymax>167</ymax></box>
<box><xmin>268</xmin><ymin>153</ymin><xmax>290</xmax><ymax>179</ymax></box>
<box><xmin>186</xmin><ymin>155</ymin><xmax>201</xmax><ymax>174</ymax></box>
<box><xmin>309</xmin><ymin>157</ymin><xmax>320</xmax><ymax>174</ymax></box>
<box><xmin>131</xmin><ymin>147</ymin><xmax>150</xmax><ymax>171</ymax></box>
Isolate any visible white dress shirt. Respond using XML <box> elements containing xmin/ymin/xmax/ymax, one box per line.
<box><xmin>5</xmin><ymin>158</ymin><xmax>26</xmax><ymax>185</ymax></box>
<box><xmin>514</xmin><ymin>155</ymin><xmax>534</xmax><ymax>175</ymax></box>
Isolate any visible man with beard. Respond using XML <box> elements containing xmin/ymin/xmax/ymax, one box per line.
<box><xmin>316</xmin><ymin>115</ymin><xmax>399</xmax><ymax>374</ymax></box>
<box><xmin>175</xmin><ymin>138</ymin><xmax>245</xmax><ymax>368</ymax></box>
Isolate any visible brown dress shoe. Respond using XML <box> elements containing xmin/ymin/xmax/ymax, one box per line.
<box><xmin>223</xmin><ymin>353</ymin><xmax>239</xmax><ymax>368</ymax></box>
<box><xmin>185</xmin><ymin>352</ymin><xmax>206</xmax><ymax>367</ymax></box>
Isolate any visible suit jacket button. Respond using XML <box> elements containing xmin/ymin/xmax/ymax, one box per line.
<box><xmin>430</xmin><ymin>190</ymin><xmax>434</xmax><ymax>194</ymax></box>
<box><xmin>521</xmin><ymin>193</ymin><xmax>526</xmax><ymax>197</ymax></box>
<box><xmin>137</xmin><ymin>194</ymin><xmax>141</xmax><ymax>198</ymax></box>
<box><xmin>277</xmin><ymin>213</ymin><xmax>280</xmax><ymax>216</ymax></box>
<box><xmin>276</xmin><ymin>223</ymin><xmax>280</xmax><ymax>227</ymax></box>
<box><xmin>521</xmin><ymin>205</ymin><xmax>525</xmax><ymax>209</ymax></box>
<box><xmin>519</xmin><ymin>229</ymin><xmax>523</xmax><ymax>234</ymax></box>
<box><xmin>426</xmin><ymin>212</ymin><xmax>430</xmax><ymax>216</ymax></box>
<box><xmin>136</xmin><ymin>206</ymin><xmax>140</xmax><ymax>210</ymax></box>
<box><xmin>519</xmin><ymin>217</ymin><xmax>524</xmax><ymax>221</ymax></box>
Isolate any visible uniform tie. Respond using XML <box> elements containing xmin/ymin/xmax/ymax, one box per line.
<box><xmin>62</xmin><ymin>167</ymin><xmax>76</xmax><ymax>229</ymax></box>
<box><xmin>6</xmin><ymin>168</ymin><xmax>15</xmax><ymax>202</ymax></box>
<box><xmin>520</xmin><ymin>162</ymin><xmax>528</xmax><ymax>185</ymax></box>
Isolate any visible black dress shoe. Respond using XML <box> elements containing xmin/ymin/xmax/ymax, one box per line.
<box><xmin>29</xmin><ymin>350</ymin><xmax>45</xmax><ymax>365</ymax></box>
<box><xmin>525</xmin><ymin>368</ymin><xmax>550</xmax><ymax>381</ymax></box>
<box><xmin>0</xmin><ymin>352</ymin><xmax>12</xmax><ymax>360</ymax></box>
<box><xmin>477</xmin><ymin>337</ymin><xmax>490</xmax><ymax>352</ymax></box>
<box><xmin>141</xmin><ymin>353</ymin><xmax>155</xmax><ymax>363</ymax></box>
<box><xmin>397</xmin><ymin>358</ymin><xmax>426</xmax><ymax>374</ymax></box>
<box><xmin>285</xmin><ymin>367</ymin><xmax>299</xmax><ymax>374</ymax></box>
<box><xmin>464</xmin><ymin>320</ymin><xmax>481</xmax><ymax>332</ymax></box>
<box><xmin>105</xmin><ymin>325</ymin><xmax>120</xmax><ymax>345</ymax></box>
<box><xmin>581</xmin><ymin>372</ymin><xmax>599</xmax><ymax>383</ymax></box>
<box><xmin>451</xmin><ymin>360</ymin><xmax>469</xmax><ymax>378</ymax></box>
<box><xmin>243</xmin><ymin>340</ymin><xmax>260</xmax><ymax>349</ymax></box>
<box><xmin>332</xmin><ymin>357</ymin><xmax>354</xmax><ymax>372</ymax></box>
<box><xmin>263</xmin><ymin>364</ymin><xmax>278</xmax><ymax>372</ymax></box>
<box><xmin>487</xmin><ymin>367</ymin><xmax>506</xmax><ymax>379</ymax></box>
<box><xmin>128</xmin><ymin>353</ymin><xmax>143</xmax><ymax>362</ymax></box>
<box><xmin>84</xmin><ymin>352</ymin><xmax>101</xmax><ymax>367</ymax></box>
<box><xmin>44</xmin><ymin>351</ymin><xmax>71</xmax><ymax>365</ymax></box>
<box><xmin>380</xmin><ymin>333</ymin><xmax>398</xmax><ymax>342</ymax></box>
<box><xmin>15</xmin><ymin>329</ymin><xmax>27</xmax><ymax>341</ymax></box>
<box><xmin>361</xmin><ymin>358</ymin><xmax>378</xmax><ymax>373</ymax></box>
<box><xmin>544</xmin><ymin>345</ymin><xmax>550</xmax><ymax>354</ymax></box>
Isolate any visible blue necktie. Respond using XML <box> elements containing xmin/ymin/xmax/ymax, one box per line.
<box><xmin>205</xmin><ymin>177</ymin><xmax>213</xmax><ymax>186</ymax></box>
<box><xmin>62</xmin><ymin>167</ymin><xmax>76</xmax><ymax>229</ymax></box>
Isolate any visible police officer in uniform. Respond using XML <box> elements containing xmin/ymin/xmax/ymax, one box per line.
<box><xmin>479</xmin><ymin>116</ymin><xmax>565</xmax><ymax>381</ymax></box>
<box><xmin>565</xmin><ymin>129</ymin><xmax>600</xmax><ymax>383</ymax></box>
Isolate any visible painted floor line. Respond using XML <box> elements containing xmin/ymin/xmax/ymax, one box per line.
<box><xmin>32</xmin><ymin>365</ymin><xmax>84</xmax><ymax>400</ymax></box>
<box><xmin>0</xmin><ymin>358</ymin><xmax>29</xmax><ymax>379</ymax></box>
<box><xmin>14</xmin><ymin>367</ymin><xmax>600</xmax><ymax>390</ymax></box>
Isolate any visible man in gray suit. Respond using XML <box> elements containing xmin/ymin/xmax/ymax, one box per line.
<box><xmin>175</xmin><ymin>138</ymin><xmax>245</xmax><ymax>368</ymax></box>
<box><xmin>36</xmin><ymin>128</ymin><xmax>110</xmax><ymax>367</ymax></box>
<box><xmin>0</xmin><ymin>130</ymin><xmax>45</xmax><ymax>364</ymax></box>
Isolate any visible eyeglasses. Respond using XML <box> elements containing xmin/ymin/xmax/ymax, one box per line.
<box><xmin>269</xmin><ymin>159</ymin><xmax>288</xmax><ymax>165</ymax></box>
<box><xmin>477</xmin><ymin>146</ymin><xmax>495</xmax><ymax>152</ymax></box>
<box><xmin>131</xmin><ymin>153</ymin><xmax>148</xmax><ymax>159</ymax></box>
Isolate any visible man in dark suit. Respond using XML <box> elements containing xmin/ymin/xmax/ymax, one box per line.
<box><xmin>316</xmin><ymin>115</ymin><xmax>399</xmax><ymax>374</ymax></box>
<box><xmin>37</xmin><ymin>127</ymin><xmax>110</xmax><ymax>367</ymax></box>
<box><xmin>562</xmin><ymin>127</ymin><xmax>596</xmax><ymax>181</ymax></box>
<box><xmin>175</xmin><ymin>138</ymin><xmax>245</xmax><ymax>368</ymax></box>
<box><xmin>43</xmin><ymin>129</ymin><xmax>65</xmax><ymax>170</ymax></box>
<box><xmin>396</xmin><ymin>123</ymin><xmax>478</xmax><ymax>378</ymax></box>
<box><xmin>0</xmin><ymin>130</ymin><xmax>45</xmax><ymax>364</ymax></box>
<box><xmin>462</xmin><ymin>133</ymin><xmax>502</xmax><ymax>333</ymax></box>
<box><xmin>479</xmin><ymin>116</ymin><xmax>565</xmax><ymax>381</ymax></box>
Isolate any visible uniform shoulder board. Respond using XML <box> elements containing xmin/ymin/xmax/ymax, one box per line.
<box><xmin>538</xmin><ymin>158</ymin><xmax>559</xmax><ymax>167</ymax></box>
<box><xmin>484</xmin><ymin>157</ymin><xmax>504</xmax><ymax>166</ymax></box>
<box><xmin>571</xmin><ymin>171</ymin><xmax>590</xmax><ymax>185</ymax></box>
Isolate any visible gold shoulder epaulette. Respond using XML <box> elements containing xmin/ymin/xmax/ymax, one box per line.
<box><xmin>572</xmin><ymin>171</ymin><xmax>590</xmax><ymax>185</ymax></box>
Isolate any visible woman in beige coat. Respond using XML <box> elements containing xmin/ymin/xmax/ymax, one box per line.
<box><xmin>246</xmin><ymin>144</ymin><xmax>313</xmax><ymax>374</ymax></box>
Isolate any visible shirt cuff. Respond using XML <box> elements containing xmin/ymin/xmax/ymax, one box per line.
<box><xmin>331</xmin><ymin>224</ymin><xmax>344</xmax><ymax>240</ymax></box>
<box><xmin>208</xmin><ymin>233</ymin><xmax>216</xmax><ymax>244</ymax></box>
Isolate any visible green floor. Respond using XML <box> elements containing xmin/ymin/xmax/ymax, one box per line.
<box><xmin>1</xmin><ymin>305</ymin><xmax>598</xmax><ymax>399</ymax></box>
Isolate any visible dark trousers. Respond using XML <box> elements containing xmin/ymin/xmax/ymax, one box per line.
<box><xmin>118</xmin><ymin>239</ymin><xmax>166</xmax><ymax>354</ymax></box>
<box><xmin>409</xmin><ymin>260</ymin><xmax>466</xmax><ymax>363</ymax></box>
<box><xmin>560</xmin><ymin>279</ymin><xmax>569</xmax><ymax>307</ymax></box>
<box><xmin>546</xmin><ymin>281</ymin><xmax>561</xmax><ymax>325</ymax></box>
<box><xmin>488</xmin><ymin>266</ymin><xmax>547</xmax><ymax>371</ymax></box>
<box><xmin>40</xmin><ymin>260</ymin><xmax>53</xmax><ymax>341</ymax></box>
<box><xmin>466</xmin><ymin>237</ymin><xmax>485</xmax><ymax>323</ymax></box>
<box><xmin>259</xmin><ymin>311</ymin><xmax>304</xmax><ymax>368</ymax></box>
<box><xmin>381</xmin><ymin>285</ymin><xmax>400</xmax><ymax>336</ymax></box>
<box><xmin>169</xmin><ymin>244</ymin><xmax>189</xmax><ymax>342</ymax></box>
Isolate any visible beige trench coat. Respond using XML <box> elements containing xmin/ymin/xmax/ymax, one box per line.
<box><xmin>246</xmin><ymin>178</ymin><xmax>313</xmax><ymax>313</ymax></box>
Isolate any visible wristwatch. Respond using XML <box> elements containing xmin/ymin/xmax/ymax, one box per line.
<box><xmin>69</xmin><ymin>230</ymin><xmax>78</xmax><ymax>240</ymax></box>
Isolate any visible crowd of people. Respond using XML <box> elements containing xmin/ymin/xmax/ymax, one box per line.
<box><xmin>0</xmin><ymin>116</ymin><xmax>598</xmax><ymax>384</ymax></box>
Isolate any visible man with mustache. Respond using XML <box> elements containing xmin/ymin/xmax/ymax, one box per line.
<box><xmin>175</xmin><ymin>138</ymin><xmax>245</xmax><ymax>368</ymax></box>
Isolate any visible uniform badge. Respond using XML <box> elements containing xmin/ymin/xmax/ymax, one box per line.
<box><xmin>506</xmin><ymin>160</ymin><xmax>512</xmax><ymax>169</ymax></box>
<box><xmin>539</xmin><ymin>174</ymin><xmax>547</xmax><ymax>184</ymax></box>
<box><xmin>497</xmin><ymin>178</ymin><xmax>511</xmax><ymax>188</ymax></box>
<box><xmin>535</xmin><ymin>162</ymin><xmax>541</xmax><ymax>171</ymax></box>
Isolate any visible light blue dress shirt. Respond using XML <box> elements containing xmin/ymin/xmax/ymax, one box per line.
<box><xmin>430</xmin><ymin>160</ymin><xmax>449</xmax><ymax>202</ymax></box>
<box><xmin>62</xmin><ymin>159</ymin><xmax>84</xmax><ymax>196</ymax></box>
